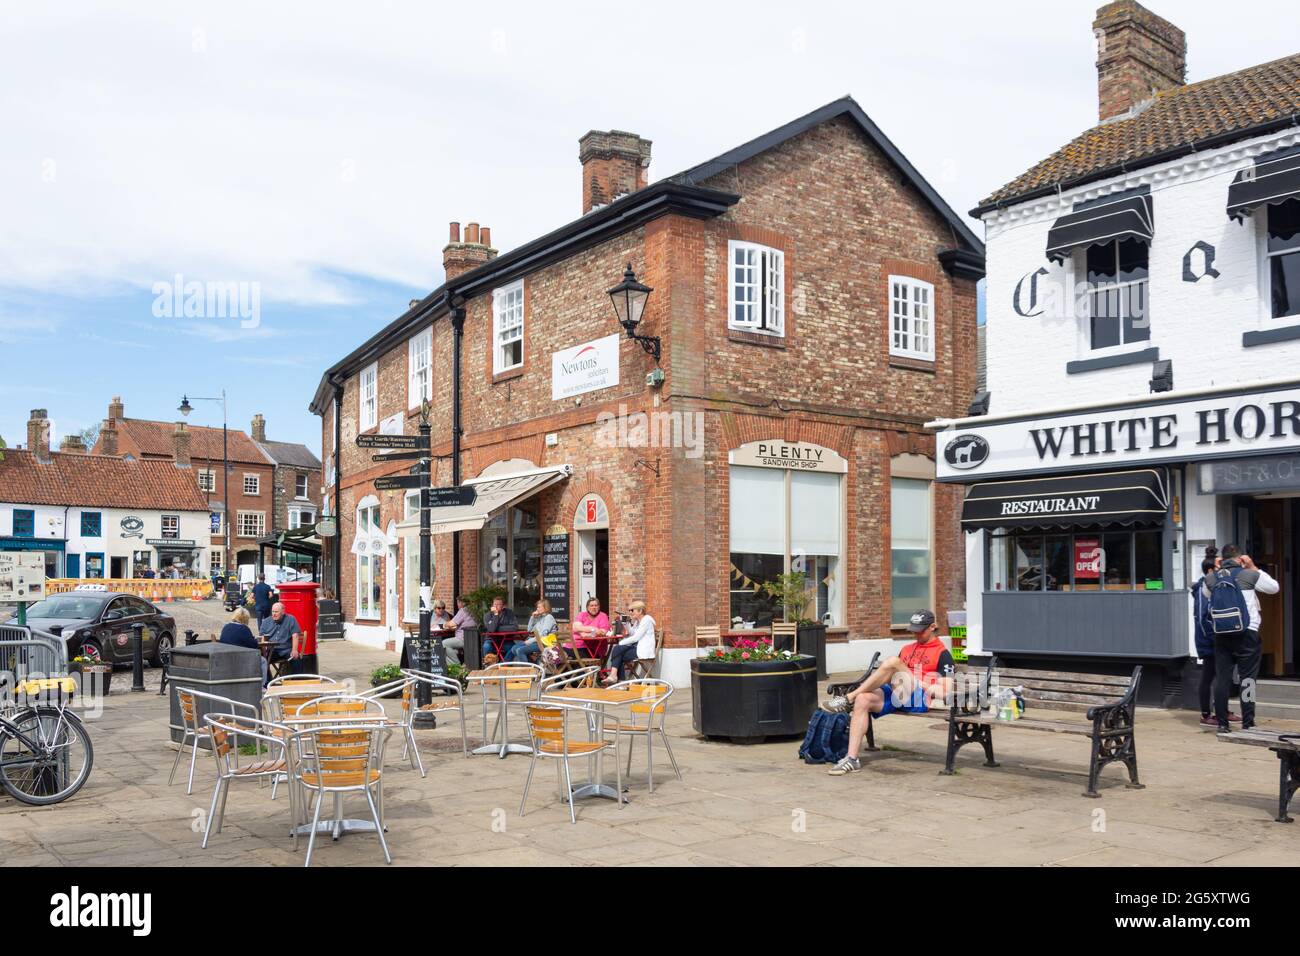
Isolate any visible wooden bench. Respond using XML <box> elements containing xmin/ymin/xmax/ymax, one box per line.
<box><xmin>1217</xmin><ymin>728</ymin><xmax>1300</xmax><ymax>822</ymax></box>
<box><xmin>845</xmin><ymin>655</ymin><xmax>1144</xmax><ymax>798</ymax></box>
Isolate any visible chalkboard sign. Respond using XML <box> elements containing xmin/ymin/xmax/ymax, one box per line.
<box><xmin>542</xmin><ymin>533</ymin><xmax>570</xmax><ymax>621</ymax></box>
<box><xmin>400</xmin><ymin>633</ymin><xmax>447</xmax><ymax>678</ymax></box>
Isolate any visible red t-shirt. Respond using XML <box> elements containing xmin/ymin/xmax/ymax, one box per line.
<box><xmin>899</xmin><ymin>638</ymin><xmax>955</xmax><ymax>686</ymax></box>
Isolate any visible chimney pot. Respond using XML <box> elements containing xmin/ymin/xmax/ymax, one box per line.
<box><xmin>465</xmin><ymin>222</ymin><xmax>480</xmax><ymax>244</ymax></box>
<box><xmin>443</xmin><ymin>218</ymin><xmax>497</xmax><ymax>281</ymax></box>
<box><xmin>480</xmin><ymin>226</ymin><xmax>491</xmax><ymax>248</ymax></box>
<box><xmin>449</xmin><ymin>221</ymin><xmax>460</xmax><ymax>243</ymax></box>
<box><xmin>1093</xmin><ymin>1</ymin><xmax>1186</xmax><ymax>122</ymax></box>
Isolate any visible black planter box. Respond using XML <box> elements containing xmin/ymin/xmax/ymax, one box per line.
<box><xmin>690</xmin><ymin>655</ymin><xmax>818</xmax><ymax>743</ymax></box>
<box><xmin>796</xmin><ymin>623</ymin><xmax>828</xmax><ymax>680</ymax></box>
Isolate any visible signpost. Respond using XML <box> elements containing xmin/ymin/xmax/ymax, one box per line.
<box><xmin>356</xmin><ymin>433</ymin><xmax>427</xmax><ymax>450</ymax></box>
<box><xmin>423</xmin><ymin>486</ymin><xmax>478</xmax><ymax>509</ymax></box>
<box><xmin>374</xmin><ymin>474</ymin><xmax>425</xmax><ymax>492</ymax></box>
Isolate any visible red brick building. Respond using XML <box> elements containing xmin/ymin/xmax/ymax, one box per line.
<box><xmin>311</xmin><ymin>98</ymin><xmax>984</xmax><ymax>681</ymax></box>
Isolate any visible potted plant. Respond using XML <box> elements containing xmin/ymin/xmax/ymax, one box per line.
<box><xmin>463</xmin><ymin>583</ymin><xmax>506</xmax><ymax>628</ymax></box>
<box><xmin>761</xmin><ymin>571</ymin><xmax>828</xmax><ymax>679</ymax></box>
<box><xmin>690</xmin><ymin>636</ymin><xmax>817</xmax><ymax>744</ymax></box>
<box><xmin>70</xmin><ymin>650</ymin><xmax>112</xmax><ymax>697</ymax></box>
<box><xmin>369</xmin><ymin>662</ymin><xmax>405</xmax><ymax>697</ymax></box>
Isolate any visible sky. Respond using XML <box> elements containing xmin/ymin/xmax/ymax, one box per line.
<box><xmin>2</xmin><ymin>1</ymin><xmax>1296</xmax><ymax>453</ymax></box>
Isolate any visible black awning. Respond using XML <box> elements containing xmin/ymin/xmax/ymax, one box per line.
<box><xmin>961</xmin><ymin>468</ymin><xmax>1168</xmax><ymax>531</ymax></box>
<box><xmin>1227</xmin><ymin>145</ymin><xmax>1300</xmax><ymax>222</ymax></box>
<box><xmin>1046</xmin><ymin>186</ymin><xmax>1153</xmax><ymax>263</ymax></box>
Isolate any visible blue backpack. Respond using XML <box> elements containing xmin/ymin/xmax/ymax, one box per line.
<box><xmin>1207</xmin><ymin>567</ymin><xmax>1251</xmax><ymax>636</ymax></box>
<box><xmin>798</xmin><ymin>710</ymin><xmax>849</xmax><ymax>764</ymax></box>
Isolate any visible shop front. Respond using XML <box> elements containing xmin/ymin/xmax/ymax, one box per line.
<box><xmin>936</xmin><ymin>380</ymin><xmax>1300</xmax><ymax>703</ymax></box>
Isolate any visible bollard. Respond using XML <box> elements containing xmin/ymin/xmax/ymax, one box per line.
<box><xmin>130</xmin><ymin>623</ymin><xmax>146</xmax><ymax>692</ymax></box>
<box><xmin>184</xmin><ymin>629</ymin><xmax>198</xmax><ymax>646</ymax></box>
<box><xmin>411</xmin><ymin>637</ymin><xmax>437</xmax><ymax>728</ymax></box>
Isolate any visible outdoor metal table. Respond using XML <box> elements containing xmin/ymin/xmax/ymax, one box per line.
<box><xmin>467</xmin><ymin>667</ymin><xmax>536</xmax><ymax>758</ymax></box>
<box><xmin>282</xmin><ymin>715</ymin><xmax>398</xmax><ymax>842</ymax></box>
<box><xmin>541</xmin><ymin>686</ymin><xmax>644</xmax><ymax>801</ymax></box>
<box><xmin>484</xmin><ymin>629</ymin><xmax>530</xmax><ymax>661</ymax></box>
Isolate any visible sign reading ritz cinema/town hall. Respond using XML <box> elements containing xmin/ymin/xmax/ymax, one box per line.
<box><xmin>938</xmin><ymin>384</ymin><xmax>1300</xmax><ymax>480</ymax></box>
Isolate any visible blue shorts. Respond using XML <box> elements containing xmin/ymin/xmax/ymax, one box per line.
<box><xmin>875</xmin><ymin>684</ymin><xmax>929</xmax><ymax>717</ymax></box>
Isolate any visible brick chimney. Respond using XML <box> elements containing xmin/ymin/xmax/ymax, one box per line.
<box><xmin>579</xmin><ymin>130</ymin><xmax>651</xmax><ymax>214</ymax></box>
<box><xmin>99</xmin><ymin>416</ymin><xmax>119</xmax><ymax>456</ymax></box>
<box><xmin>59</xmin><ymin>435</ymin><xmax>87</xmax><ymax>455</ymax></box>
<box><xmin>442</xmin><ymin>220</ymin><xmax>498</xmax><ymax>283</ymax></box>
<box><xmin>1093</xmin><ymin>1</ymin><xmax>1186</xmax><ymax>122</ymax></box>
<box><xmin>108</xmin><ymin>396</ymin><xmax>124</xmax><ymax>424</ymax></box>
<box><xmin>251</xmin><ymin>413</ymin><xmax>266</xmax><ymax>443</ymax></box>
<box><xmin>173</xmin><ymin>421</ymin><xmax>192</xmax><ymax>468</ymax></box>
<box><xmin>27</xmin><ymin>409</ymin><xmax>51</xmax><ymax>464</ymax></box>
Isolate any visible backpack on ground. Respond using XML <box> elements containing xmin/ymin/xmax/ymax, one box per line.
<box><xmin>1207</xmin><ymin>567</ymin><xmax>1250</xmax><ymax>636</ymax></box>
<box><xmin>798</xmin><ymin>710</ymin><xmax>849</xmax><ymax>764</ymax></box>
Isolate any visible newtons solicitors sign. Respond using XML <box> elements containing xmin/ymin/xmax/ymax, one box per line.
<box><xmin>937</xmin><ymin>383</ymin><xmax>1300</xmax><ymax>481</ymax></box>
<box><xmin>552</xmin><ymin>333</ymin><xmax>620</xmax><ymax>401</ymax></box>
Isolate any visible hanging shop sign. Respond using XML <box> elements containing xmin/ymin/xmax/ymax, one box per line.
<box><xmin>552</xmin><ymin>333</ymin><xmax>620</xmax><ymax>401</ymax></box>
<box><xmin>938</xmin><ymin>383</ymin><xmax>1300</xmax><ymax>481</ymax></box>
<box><xmin>146</xmin><ymin>538</ymin><xmax>196</xmax><ymax>548</ymax></box>
<box><xmin>728</xmin><ymin>440</ymin><xmax>848</xmax><ymax>474</ymax></box>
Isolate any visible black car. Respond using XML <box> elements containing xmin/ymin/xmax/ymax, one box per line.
<box><xmin>8</xmin><ymin>589</ymin><xmax>177</xmax><ymax>666</ymax></box>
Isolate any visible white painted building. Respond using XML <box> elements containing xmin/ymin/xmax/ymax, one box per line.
<box><xmin>931</xmin><ymin>3</ymin><xmax>1300</xmax><ymax>703</ymax></box>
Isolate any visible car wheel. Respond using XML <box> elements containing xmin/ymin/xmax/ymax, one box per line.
<box><xmin>151</xmin><ymin>632</ymin><xmax>173</xmax><ymax>668</ymax></box>
<box><xmin>79</xmin><ymin>636</ymin><xmax>105</xmax><ymax>665</ymax></box>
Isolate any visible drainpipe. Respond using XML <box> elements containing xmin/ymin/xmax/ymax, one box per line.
<box><xmin>450</xmin><ymin>303</ymin><xmax>466</xmax><ymax>600</ymax></box>
<box><xmin>332</xmin><ymin>380</ymin><xmax>344</xmax><ymax>596</ymax></box>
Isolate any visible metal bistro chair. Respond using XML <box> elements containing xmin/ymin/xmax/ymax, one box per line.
<box><xmin>627</xmin><ymin>630</ymin><xmax>664</xmax><ymax>680</ymax></box>
<box><xmin>199</xmin><ymin>713</ymin><xmax>294</xmax><ymax>850</ymax></box>
<box><xmin>770</xmin><ymin>622</ymin><xmax>799</xmax><ymax>655</ymax></box>
<box><xmin>267</xmin><ymin>674</ymin><xmax>339</xmax><ymax>687</ymax></box>
<box><xmin>359</xmin><ymin>676</ymin><xmax>424</xmax><ymax>775</ymax></box>
<box><xmin>519</xmin><ymin>701</ymin><xmax>621</xmax><ymax>824</ymax></box>
<box><xmin>606</xmin><ymin>679</ymin><xmax>681</xmax><ymax>793</ymax></box>
<box><xmin>694</xmin><ymin>625</ymin><xmax>721</xmax><ymax>652</ymax></box>
<box><xmin>262</xmin><ymin>681</ymin><xmax>348</xmax><ymax>724</ymax></box>
<box><xmin>537</xmin><ymin>666</ymin><xmax>600</xmax><ymax>698</ymax></box>
<box><xmin>401</xmin><ymin>669</ymin><xmax>470</xmax><ymax>763</ymax></box>
<box><xmin>171</xmin><ymin>687</ymin><xmax>260</xmax><ymax>795</ymax></box>
<box><xmin>293</xmin><ymin>718</ymin><xmax>393</xmax><ymax>867</ymax></box>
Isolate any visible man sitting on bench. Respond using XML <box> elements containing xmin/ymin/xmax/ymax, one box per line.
<box><xmin>821</xmin><ymin>609</ymin><xmax>956</xmax><ymax>776</ymax></box>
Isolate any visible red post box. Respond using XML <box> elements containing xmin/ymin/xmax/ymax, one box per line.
<box><xmin>277</xmin><ymin>581</ymin><xmax>321</xmax><ymax>661</ymax></box>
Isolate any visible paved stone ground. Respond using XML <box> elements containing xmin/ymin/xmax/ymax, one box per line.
<box><xmin>3</xmin><ymin>630</ymin><xmax>1299</xmax><ymax>867</ymax></box>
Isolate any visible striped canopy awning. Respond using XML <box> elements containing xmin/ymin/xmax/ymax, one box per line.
<box><xmin>1046</xmin><ymin>186</ymin><xmax>1154</xmax><ymax>264</ymax></box>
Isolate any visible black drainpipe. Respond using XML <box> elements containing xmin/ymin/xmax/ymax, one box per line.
<box><xmin>450</xmin><ymin>303</ymin><xmax>466</xmax><ymax>600</ymax></box>
<box><xmin>331</xmin><ymin>380</ymin><xmax>344</xmax><ymax>596</ymax></box>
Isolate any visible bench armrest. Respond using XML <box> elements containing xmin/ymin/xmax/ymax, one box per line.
<box><xmin>1086</xmin><ymin>664</ymin><xmax>1142</xmax><ymax>722</ymax></box>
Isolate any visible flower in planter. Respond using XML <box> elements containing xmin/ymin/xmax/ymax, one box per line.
<box><xmin>741</xmin><ymin>651</ymin><xmax>750</xmax><ymax>660</ymax></box>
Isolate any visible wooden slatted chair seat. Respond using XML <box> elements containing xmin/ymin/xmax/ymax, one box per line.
<box><xmin>300</xmin><ymin>768</ymin><xmax>382</xmax><ymax>787</ymax></box>
<box><xmin>694</xmin><ymin>625</ymin><xmax>721</xmax><ymax>650</ymax></box>
<box><xmin>418</xmin><ymin>698</ymin><xmax>461</xmax><ymax>712</ymax></box>
<box><xmin>536</xmin><ymin>739</ymin><xmax>608</xmax><ymax>756</ymax></box>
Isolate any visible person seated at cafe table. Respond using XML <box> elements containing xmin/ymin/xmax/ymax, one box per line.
<box><xmin>481</xmin><ymin>596</ymin><xmax>520</xmax><ymax>661</ymax></box>
<box><xmin>566</xmin><ymin>596</ymin><xmax>611</xmax><ymax>660</ymax></box>
<box><xmin>602</xmin><ymin>600</ymin><xmax>656</xmax><ymax>684</ymax></box>
<box><xmin>442</xmin><ymin>596</ymin><xmax>476</xmax><ymax>666</ymax></box>
<box><xmin>259</xmin><ymin>601</ymin><xmax>304</xmax><ymax>683</ymax></box>
<box><xmin>431</xmin><ymin>600</ymin><xmax>453</xmax><ymax>629</ymax></box>
<box><xmin>819</xmin><ymin>609</ymin><xmax>955</xmax><ymax>776</ymax></box>
<box><xmin>509</xmin><ymin>598</ymin><xmax>557</xmax><ymax>664</ymax></box>
<box><xmin>221</xmin><ymin>607</ymin><xmax>266</xmax><ymax>683</ymax></box>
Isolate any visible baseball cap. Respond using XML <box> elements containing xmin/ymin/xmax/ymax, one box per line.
<box><xmin>907</xmin><ymin>609</ymin><xmax>936</xmax><ymax>633</ymax></box>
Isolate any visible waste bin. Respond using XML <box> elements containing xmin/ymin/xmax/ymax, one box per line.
<box><xmin>278</xmin><ymin>581</ymin><xmax>320</xmax><ymax>673</ymax></box>
<box><xmin>167</xmin><ymin>643</ymin><xmax>262</xmax><ymax>746</ymax></box>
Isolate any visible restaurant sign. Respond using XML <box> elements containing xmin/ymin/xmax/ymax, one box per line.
<box><xmin>728</xmin><ymin>440</ymin><xmax>848</xmax><ymax>474</ymax></box>
<box><xmin>552</xmin><ymin>333</ymin><xmax>620</xmax><ymax>401</ymax></box>
<box><xmin>937</xmin><ymin>383</ymin><xmax>1300</xmax><ymax>481</ymax></box>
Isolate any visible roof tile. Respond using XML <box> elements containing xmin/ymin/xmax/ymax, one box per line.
<box><xmin>0</xmin><ymin>450</ymin><xmax>212</xmax><ymax>511</ymax></box>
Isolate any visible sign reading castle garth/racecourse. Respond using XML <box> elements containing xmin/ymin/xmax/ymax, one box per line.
<box><xmin>551</xmin><ymin>333</ymin><xmax>620</xmax><ymax>401</ymax></box>
<box><xmin>936</xmin><ymin>383</ymin><xmax>1300</xmax><ymax>481</ymax></box>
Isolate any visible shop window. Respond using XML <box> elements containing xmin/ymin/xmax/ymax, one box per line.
<box><xmin>1100</xmin><ymin>533</ymin><xmax>1133</xmax><ymax>589</ymax></box>
<box><xmin>80</xmin><ymin>512</ymin><xmax>102</xmax><ymax>537</ymax></box>
<box><xmin>12</xmin><ymin>510</ymin><xmax>34</xmax><ymax>537</ymax></box>
<box><xmin>1085</xmin><ymin>238</ymin><xmax>1149</xmax><ymax>350</ymax></box>
<box><xmin>889</xmin><ymin>276</ymin><xmax>934</xmax><ymax>361</ymax></box>
<box><xmin>478</xmin><ymin>500</ymin><xmax>539</xmax><ymax>618</ymax></box>
<box><xmin>729</xmin><ymin>464</ymin><xmax>843</xmax><ymax>626</ymax></box>
<box><xmin>890</xmin><ymin>478</ymin><xmax>931</xmax><ymax>626</ymax></box>
<box><xmin>728</xmin><ymin>241</ymin><xmax>784</xmax><ymax>336</ymax></box>
<box><xmin>986</xmin><ymin>529</ymin><xmax>1164</xmax><ymax>591</ymax></box>
<box><xmin>85</xmin><ymin>553</ymin><xmax>105</xmax><ymax>579</ymax></box>
<box><xmin>355</xmin><ymin>501</ymin><xmax>381</xmax><ymax>620</ymax></box>
<box><xmin>1268</xmin><ymin>198</ymin><xmax>1300</xmax><ymax>319</ymax></box>
<box><xmin>492</xmin><ymin>281</ymin><xmax>524</xmax><ymax>373</ymax></box>
<box><xmin>1044</xmin><ymin>535</ymin><xmax>1070</xmax><ymax>591</ymax></box>
<box><xmin>1134</xmin><ymin>530</ymin><xmax>1164</xmax><ymax>589</ymax></box>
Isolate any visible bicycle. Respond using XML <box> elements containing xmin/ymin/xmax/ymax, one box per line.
<box><xmin>0</xmin><ymin>678</ymin><xmax>94</xmax><ymax>806</ymax></box>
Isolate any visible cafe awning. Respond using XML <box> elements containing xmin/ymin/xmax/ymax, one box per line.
<box><xmin>1046</xmin><ymin>186</ymin><xmax>1154</xmax><ymax>264</ymax></box>
<box><xmin>397</xmin><ymin>464</ymin><xmax>571</xmax><ymax>536</ymax></box>
<box><xmin>1227</xmin><ymin>145</ymin><xmax>1300</xmax><ymax>222</ymax></box>
<box><xmin>961</xmin><ymin>468</ymin><xmax>1168</xmax><ymax>531</ymax></box>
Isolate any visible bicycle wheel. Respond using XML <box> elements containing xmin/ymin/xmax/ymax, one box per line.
<box><xmin>0</xmin><ymin>707</ymin><xmax>94</xmax><ymax>805</ymax></box>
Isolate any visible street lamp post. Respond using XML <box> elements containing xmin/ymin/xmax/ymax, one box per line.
<box><xmin>179</xmin><ymin>391</ymin><xmax>229</xmax><ymax>578</ymax></box>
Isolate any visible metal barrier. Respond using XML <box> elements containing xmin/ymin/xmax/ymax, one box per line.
<box><xmin>0</xmin><ymin>625</ymin><xmax>69</xmax><ymax>694</ymax></box>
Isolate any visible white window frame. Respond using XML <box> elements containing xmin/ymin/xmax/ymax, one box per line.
<box><xmin>1266</xmin><ymin>201</ymin><xmax>1300</xmax><ymax>324</ymax></box>
<box><xmin>1079</xmin><ymin>241</ymin><xmax>1150</xmax><ymax>355</ymax></box>
<box><xmin>242</xmin><ymin>473</ymin><xmax>260</xmax><ymax>496</ymax></box>
<box><xmin>728</xmin><ymin>240</ymin><xmax>784</xmax><ymax>336</ymax></box>
<box><xmin>492</xmin><ymin>280</ymin><xmax>524</xmax><ymax>374</ymax></box>
<box><xmin>889</xmin><ymin>476</ymin><xmax>934</xmax><ymax>629</ymax></box>
<box><xmin>359</xmin><ymin>362</ymin><xmax>378</xmax><ymax>430</ymax></box>
<box><xmin>356</xmin><ymin>500</ymin><xmax>381</xmax><ymax>620</ymax></box>
<box><xmin>408</xmin><ymin>328</ymin><xmax>432</xmax><ymax>408</ymax></box>
<box><xmin>161</xmin><ymin>514</ymin><xmax>180</xmax><ymax>539</ymax></box>
<box><xmin>888</xmin><ymin>275</ymin><xmax>935</xmax><ymax>361</ymax></box>
<box><xmin>210</xmin><ymin>549</ymin><xmax>224</xmax><ymax>571</ymax></box>
<box><xmin>197</xmin><ymin>469</ymin><xmax>215</xmax><ymax>493</ymax></box>
<box><xmin>288</xmin><ymin>507</ymin><xmax>315</xmax><ymax>531</ymax></box>
<box><xmin>403</xmin><ymin>490</ymin><xmax>421</xmax><ymax>521</ymax></box>
<box><xmin>295</xmin><ymin>473</ymin><xmax>309</xmax><ymax>500</ymax></box>
<box><xmin>236</xmin><ymin>511</ymin><xmax>266</xmax><ymax>539</ymax></box>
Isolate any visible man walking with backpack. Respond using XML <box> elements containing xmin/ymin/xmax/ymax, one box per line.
<box><xmin>1201</xmin><ymin>544</ymin><xmax>1278</xmax><ymax>732</ymax></box>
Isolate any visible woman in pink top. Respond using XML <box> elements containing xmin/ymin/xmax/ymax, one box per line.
<box><xmin>565</xmin><ymin>597</ymin><xmax>611</xmax><ymax>660</ymax></box>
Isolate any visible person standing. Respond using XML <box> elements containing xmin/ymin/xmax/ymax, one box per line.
<box><xmin>252</xmin><ymin>573</ymin><xmax>274</xmax><ymax>629</ymax></box>
<box><xmin>1194</xmin><ymin>553</ymin><xmax>1242</xmax><ymax>727</ymax></box>
<box><xmin>1202</xmin><ymin>544</ymin><xmax>1278</xmax><ymax>731</ymax></box>
<box><xmin>603</xmin><ymin>600</ymin><xmax>655</xmax><ymax>684</ymax></box>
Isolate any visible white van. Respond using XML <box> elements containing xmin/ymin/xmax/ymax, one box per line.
<box><xmin>236</xmin><ymin>564</ymin><xmax>309</xmax><ymax>587</ymax></box>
